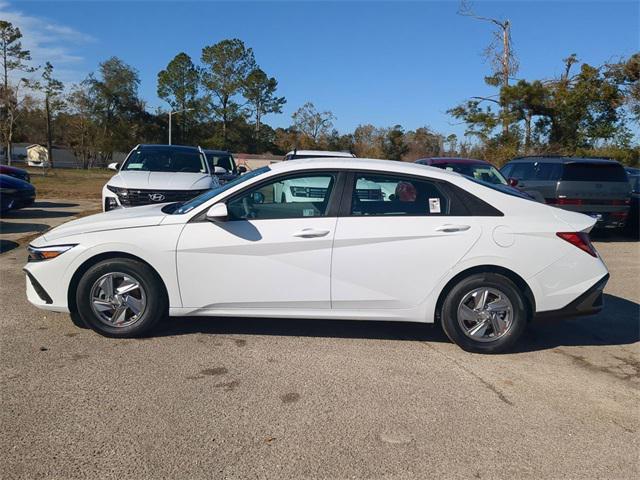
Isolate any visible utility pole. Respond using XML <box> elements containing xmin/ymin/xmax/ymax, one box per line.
<box><xmin>168</xmin><ymin>108</ymin><xmax>194</xmax><ymax>145</ymax></box>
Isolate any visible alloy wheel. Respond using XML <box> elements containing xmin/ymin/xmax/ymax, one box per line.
<box><xmin>89</xmin><ymin>272</ymin><xmax>147</xmax><ymax>328</ymax></box>
<box><xmin>456</xmin><ymin>287</ymin><xmax>514</xmax><ymax>343</ymax></box>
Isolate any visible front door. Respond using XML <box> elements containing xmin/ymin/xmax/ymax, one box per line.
<box><xmin>176</xmin><ymin>171</ymin><xmax>340</xmax><ymax>310</ymax></box>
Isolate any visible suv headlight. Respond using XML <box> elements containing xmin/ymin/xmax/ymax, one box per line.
<box><xmin>106</xmin><ymin>185</ymin><xmax>128</xmax><ymax>197</ymax></box>
<box><xmin>27</xmin><ymin>244</ymin><xmax>76</xmax><ymax>262</ymax></box>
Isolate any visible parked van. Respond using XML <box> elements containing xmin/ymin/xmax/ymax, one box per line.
<box><xmin>501</xmin><ymin>156</ymin><xmax>631</xmax><ymax>230</ymax></box>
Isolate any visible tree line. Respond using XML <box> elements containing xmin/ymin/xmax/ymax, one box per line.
<box><xmin>1</xmin><ymin>13</ymin><xmax>638</xmax><ymax>169</ymax></box>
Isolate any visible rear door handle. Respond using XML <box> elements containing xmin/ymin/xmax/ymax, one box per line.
<box><xmin>435</xmin><ymin>224</ymin><xmax>471</xmax><ymax>233</ymax></box>
<box><xmin>292</xmin><ymin>228</ymin><xmax>331</xmax><ymax>238</ymax></box>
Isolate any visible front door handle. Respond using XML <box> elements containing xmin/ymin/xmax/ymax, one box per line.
<box><xmin>292</xmin><ymin>228</ymin><xmax>331</xmax><ymax>238</ymax></box>
<box><xmin>435</xmin><ymin>224</ymin><xmax>471</xmax><ymax>233</ymax></box>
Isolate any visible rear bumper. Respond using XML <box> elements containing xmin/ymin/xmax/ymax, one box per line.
<box><xmin>534</xmin><ymin>273</ymin><xmax>609</xmax><ymax>320</ymax></box>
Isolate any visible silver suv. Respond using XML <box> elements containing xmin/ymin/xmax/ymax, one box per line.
<box><xmin>501</xmin><ymin>156</ymin><xmax>631</xmax><ymax>230</ymax></box>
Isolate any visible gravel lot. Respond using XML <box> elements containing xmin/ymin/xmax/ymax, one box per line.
<box><xmin>0</xmin><ymin>203</ymin><xmax>638</xmax><ymax>479</ymax></box>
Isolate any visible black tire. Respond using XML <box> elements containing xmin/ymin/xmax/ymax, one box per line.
<box><xmin>75</xmin><ymin>258</ymin><xmax>168</xmax><ymax>338</ymax></box>
<box><xmin>440</xmin><ymin>273</ymin><xmax>527</xmax><ymax>354</ymax></box>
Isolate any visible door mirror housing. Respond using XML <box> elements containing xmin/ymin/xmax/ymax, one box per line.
<box><xmin>213</xmin><ymin>166</ymin><xmax>227</xmax><ymax>175</ymax></box>
<box><xmin>206</xmin><ymin>203</ymin><xmax>229</xmax><ymax>222</ymax></box>
<box><xmin>237</xmin><ymin>165</ymin><xmax>247</xmax><ymax>174</ymax></box>
<box><xmin>507</xmin><ymin>177</ymin><xmax>518</xmax><ymax>187</ymax></box>
<box><xmin>108</xmin><ymin>162</ymin><xmax>120</xmax><ymax>171</ymax></box>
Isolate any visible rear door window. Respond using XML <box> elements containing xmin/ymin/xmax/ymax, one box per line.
<box><xmin>534</xmin><ymin>163</ymin><xmax>562</xmax><ymax>180</ymax></box>
<box><xmin>509</xmin><ymin>162</ymin><xmax>535</xmax><ymax>180</ymax></box>
<box><xmin>561</xmin><ymin>163</ymin><xmax>628</xmax><ymax>182</ymax></box>
<box><xmin>349</xmin><ymin>173</ymin><xmax>450</xmax><ymax>216</ymax></box>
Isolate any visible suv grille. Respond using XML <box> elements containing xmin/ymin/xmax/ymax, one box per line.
<box><xmin>118</xmin><ymin>189</ymin><xmax>208</xmax><ymax>207</ymax></box>
<box><xmin>355</xmin><ymin>188</ymin><xmax>383</xmax><ymax>200</ymax></box>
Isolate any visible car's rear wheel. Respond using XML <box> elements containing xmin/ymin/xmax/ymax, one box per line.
<box><xmin>75</xmin><ymin>258</ymin><xmax>167</xmax><ymax>337</ymax></box>
<box><xmin>440</xmin><ymin>273</ymin><xmax>527</xmax><ymax>354</ymax></box>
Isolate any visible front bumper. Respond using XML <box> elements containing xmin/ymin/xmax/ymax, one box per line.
<box><xmin>534</xmin><ymin>273</ymin><xmax>609</xmax><ymax>320</ymax></box>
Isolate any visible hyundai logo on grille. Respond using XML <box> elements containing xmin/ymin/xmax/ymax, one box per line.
<box><xmin>148</xmin><ymin>193</ymin><xmax>166</xmax><ymax>202</ymax></box>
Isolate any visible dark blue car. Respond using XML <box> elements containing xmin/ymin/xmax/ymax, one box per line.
<box><xmin>0</xmin><ymin>174</ymin><xmax>36</xmax><ymax>213</ymax></box>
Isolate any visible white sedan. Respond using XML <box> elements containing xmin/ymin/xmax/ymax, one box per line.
<box><xmin>24</xmin><ymin>158</ymin><xmax>609</xmax><ymax>353</ymax></box>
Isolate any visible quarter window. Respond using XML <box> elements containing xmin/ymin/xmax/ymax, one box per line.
<box><xmin>350</xmin><ymin>173</ymin><xmax>449</xmax><ymax>216</ymax></box>
<box><xmin>227</xmin><ymin>173</ymin><xmax>337</xmax><ymax>220</ymax></box>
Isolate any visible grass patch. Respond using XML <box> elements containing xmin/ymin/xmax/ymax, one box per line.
<box><xmin>27</xmin><ymin>168</ymin><xmax>113</xmax><ymax>200</ymax></box>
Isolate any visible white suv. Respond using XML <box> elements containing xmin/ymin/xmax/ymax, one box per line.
<box><xmin>102</xmin><ymin>144</ymin><xmax>221</xmax><ymax>211</ymax></box>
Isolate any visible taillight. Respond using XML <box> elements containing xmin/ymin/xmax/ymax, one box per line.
<box><xmin>556</xmin><ymin>232</ymin><xmax>597</xmax><ymax>257</ymax></box>
<box><xmin>556</xmin><ymin>198</ymin><xmax>583</xmax><ymax>205</ymax></box>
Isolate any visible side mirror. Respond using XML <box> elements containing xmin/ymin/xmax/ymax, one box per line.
<box><xmin>507</xmin><ymin>178</ymin><xmax>519</xmax><ymax>187</ymax></box>
<box><xmin>108</xmin><ymin>162</ymin><xmax>120</xmax><ymax>171</ymax></box>
<box><xmin>213</xmin><ymin>166</ymin><xmax>227</xmax><ymax>175</ymax></box>
<box><xmin>237</xmin><ymin>165</ymin><xmax>247</xmax><ymax>174</ymax></box>
<box><xmin>206</xmin><ymin>203</ymin><xmax>228</xmax><ymax>222</ymax></box>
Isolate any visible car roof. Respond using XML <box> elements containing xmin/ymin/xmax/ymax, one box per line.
<box><xmin>137</xmin><ymin>144</ymin><xmax>200</xmax><ymax>152</ymax></box>
<box><xmin>203</xmin><ymin>149</ymin><xmax>231</xmax><ymax>155</ymax></box>
<box><xmin>508</xmin><ymin>156</ymin><xmax>620</xmax><ymax>165</ymax></box>
<box><xmin>271</xmin><ymin>157</ymin><xmax>464</xmax><ymax>181</ymax></box>
<box><xmin>285</xmin><ymin>150</ymin><xmax>355</xmax><ymax>158</ymax></box>
<box><xmin>417</xmin><ymin>157</ymin><xmax>490</xmax><ymax>165</ymax></box>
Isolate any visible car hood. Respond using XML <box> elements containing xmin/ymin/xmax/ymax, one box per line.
<box><xmin>108</xmin><ymin>171</ymin><xmax>213</xmax><ymax>190</ymax></box>
<box><xmin>40</xmin><ymin>203</ymin><xmax>168</xmax><ymax>243</ymax></box>
<box><xmin>0</xmin><ymin>174</ymin><xmax>33</xmax><ymax>189</ymax></box>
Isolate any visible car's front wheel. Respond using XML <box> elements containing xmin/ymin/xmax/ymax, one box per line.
<box><xmin>75</xmin><ymin>258</ymin><xmax>167</xmax><ymax>337</ymax></box>
<box><xmin>440</xmin><ymin>273</ymin><xmax>527</xmax><ymax>354</ymax></box>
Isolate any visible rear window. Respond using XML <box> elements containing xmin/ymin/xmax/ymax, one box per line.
<box><xmin>561</xmin><ymin>163</ymin><xmax>628</xmax><ymax>182</ymax></box>
<box><xmin>506</xmin><ymin>161</ymin><xmax>562</xmax><ymax>181</ymax></box>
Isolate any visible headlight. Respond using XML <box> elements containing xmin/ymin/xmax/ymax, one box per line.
<box><xmin>27</xmin><ymin>244</ymin><xmax>76</xmax><ymax>262</ymax></box>
<box><xmin>106</xmin><ymin>185</ymin><xmax>128</xmax><ymax>197</ymax></box>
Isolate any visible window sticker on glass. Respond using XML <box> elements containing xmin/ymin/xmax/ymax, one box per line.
<box><xmin>303</xmin><ymin>208</ymin><xmax>316</xmax><ymax>217</ymax></box>
<box><xmin>429</xmin><ymin>197</ymin><xmax>441</xmax><ymax>214</ymax></box>
<box><xmin>127</xmin><ymin>163</ymin><xmax>144</xmax><ymax>169</ymax></box>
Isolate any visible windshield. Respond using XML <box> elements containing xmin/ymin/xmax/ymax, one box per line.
<box><xmin>173</xmin><ymin>166</ymin><xmax>270</xmax><ymax>214</ymax></box>
<box><xmin>122</xmin><ymin>148</ymin><xmax>207</xmax><ymax>173</ymax></box>
<box><xmin>205</xmin><ymin>152</ymin><xmax>236</xmax><ymax>173</ymax></box>
<box><xmin>437</xmin><ymin>163</ymin><xmax>507</xmax><ymax>185</ymax></box>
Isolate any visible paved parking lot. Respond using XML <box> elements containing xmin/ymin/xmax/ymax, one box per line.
<box><xmin>0</xmin><ymin>199</ymin><xmax>100</xmax><ymax>253</ymax></box>
<box><xmin>0</xmin><ymin>204</ymin><xmax>638</xmax><ymax>479</ymax></box>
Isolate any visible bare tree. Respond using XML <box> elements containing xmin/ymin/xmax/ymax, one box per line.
<box><xmin>458</xmin><ymin>0</ymin><xmax>518</xmax><ymax>135</ymax></box>
<box><xmin>291</xmin><ymin>102</ymin><xmax>335</xmax><ymax>146</ymax></box>
<box><xmin>0</xmin><ymin>21</ymin><xmax>36</xmax><ymax>164</ymax></box>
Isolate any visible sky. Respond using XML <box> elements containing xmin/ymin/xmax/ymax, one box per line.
<box><xmin>2</xmin><ymin>0</ymin><xmax>638</xmax><ymax>138</ymax></box>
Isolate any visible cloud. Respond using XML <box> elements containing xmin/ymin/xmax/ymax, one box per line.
<box><xmin>0</xmin><ymin>1</ymin><xmax>94</xmax><ymax>84</ymax></box>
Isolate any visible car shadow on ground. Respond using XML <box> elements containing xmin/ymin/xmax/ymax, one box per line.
<box><xmin>0</xmin><ymin>221</ymin><xmax>50</xmax><ymax>234</ymax></box>
<box><xmin>153</xmin><ymin>294</ymin><xmax>639</xmax><ymax>353</ymax></box>
<box><xmin>0</xmin><ymin>239</ymin><xmax>19</xmax><ymax>254</ymax></box>
<box><xmin>2</xmin><ymin>208</ymin><xmax>76</xmax><ymax>219</ymax></box>
<box><xmin>32</xmin><ymin>201</ymin><xmax>79</xmax><ymax>209</ymax></box>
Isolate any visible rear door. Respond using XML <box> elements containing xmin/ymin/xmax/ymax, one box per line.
<box><xmin>331</xmin><ymin>172</ymin><xmax>483</xmax><ymax>310</ymax></box>
<box><xmin>508</xmin><ymin>161</ymin><xmax>562</xmax><ymax>201</ymax></box>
